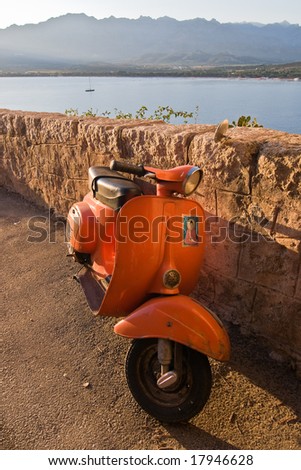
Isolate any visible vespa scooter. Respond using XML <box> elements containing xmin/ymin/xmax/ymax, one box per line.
<box><xmin>67</xmin><ymin>159</ymin><xmax>230</xmax><ymax>423</ymax></box>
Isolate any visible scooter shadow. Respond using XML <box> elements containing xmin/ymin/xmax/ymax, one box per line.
<box><xmin>163</xmin><ymin>423</ymin><xmax>238</xmax><ymax>450</ymax></box>
<box><xmin>215</xmin><ymin>323</ymin><xmax>301</xmax><ymax>417</ymax></box>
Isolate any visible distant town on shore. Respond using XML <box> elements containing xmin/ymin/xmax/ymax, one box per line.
<box><xmin>1</xmin><ymin>63</ymin><xmax>300</xmax><ymax>80</ymax></box>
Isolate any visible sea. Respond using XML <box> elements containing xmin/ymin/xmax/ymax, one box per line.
<box><xmin>0</xmin><ymin>76</ymin><xmax>300</xmax><ymax>134</ymax></box>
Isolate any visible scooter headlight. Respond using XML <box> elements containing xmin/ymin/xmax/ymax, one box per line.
<box><xmin>183</xmin><ymin>167</ymin><xmax>203</xmax><ymax>196</ymax></box>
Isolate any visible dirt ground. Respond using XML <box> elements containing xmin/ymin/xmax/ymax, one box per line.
<box><xmin>1</xmin><ymin>187</ymin><xmax>300</xmax><ymax>450</ymax></box>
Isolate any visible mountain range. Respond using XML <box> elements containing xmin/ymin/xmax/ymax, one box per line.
<box><xmin>0</xmin><ymin>14</ymin><xmax>300</xmax><ymax>71</ymax></box>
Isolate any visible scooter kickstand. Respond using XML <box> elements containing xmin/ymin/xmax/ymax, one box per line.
<box><xmin>157</xmin><ymin>339</ymin><xmax>178</xmax><ymax>389</ymax></box>
<box><xmin>157</xmin><ymin>370</ymin><xmax>178</xmax><ymax>389</ymax></box>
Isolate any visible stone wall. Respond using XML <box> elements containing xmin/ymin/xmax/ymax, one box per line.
<box><xmin>1</xmin><ymin>109</ymin><xmax>300</xmax><ymax>374</ymax></box>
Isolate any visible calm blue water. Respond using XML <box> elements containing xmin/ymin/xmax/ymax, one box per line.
<box><xmin>0</xmin><ymin>76</ymin><xmax>300</xmax><ymax>133</ymax></box>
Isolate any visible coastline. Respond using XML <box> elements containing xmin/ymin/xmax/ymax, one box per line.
<box><xmin>0</xmin><ymin>62</ymin><xmax>300</xmax><ymax>80</ymax></box>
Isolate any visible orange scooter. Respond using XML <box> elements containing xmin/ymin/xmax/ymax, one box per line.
<box><xmin>67</xmin><ymin>160</ymin><xmax>230</xmax><ymax>423</ymax></box>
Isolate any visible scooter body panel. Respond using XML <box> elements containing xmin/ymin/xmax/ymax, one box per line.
<box><xmin>114</xmin><ymin>295</ymin><xmax>230</xmax><ymax>361</ymax></box>
<box><xmin>98</xmin><ymin>195</ymin><xmax>205</xmax><ymax>317</ymax></box>
<box><xmin>68</xmin><ymin>193</ymin><xmax>117</xmax><ymax>278</ymax></box>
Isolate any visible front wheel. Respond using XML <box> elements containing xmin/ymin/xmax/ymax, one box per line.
<box><xmin>125</xmin><ymin>338</ymin><xmax>212</xmax><ymax>423</ymax></box>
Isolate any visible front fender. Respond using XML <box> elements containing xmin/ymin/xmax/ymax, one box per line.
<box><xmin>114</xmin><ymin>295</ymin><xmax>230</xmax><ymax>361</ymax></box>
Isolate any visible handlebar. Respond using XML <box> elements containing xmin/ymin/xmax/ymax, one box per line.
<box><xmin>110</xmin><ymin>160</ymin><xmax>146</xmax><ymax>177</ymax></box>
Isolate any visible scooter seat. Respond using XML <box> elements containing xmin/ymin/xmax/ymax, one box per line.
<box><xmin>88</xmin><ymin>166</ymin><xmax>142</xmax><ymax>210</ymax></box>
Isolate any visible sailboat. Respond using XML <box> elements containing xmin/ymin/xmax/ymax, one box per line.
<box><xmin>85</xmin><ymin>78</ymin><xmax>95</xmax><ymax>92</ymax></box>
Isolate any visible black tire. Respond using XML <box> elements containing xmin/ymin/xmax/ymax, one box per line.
<box><xmin>125</xmin><ymin>338</ymin><xmax>212</xmax><ymax>423</ymax></box>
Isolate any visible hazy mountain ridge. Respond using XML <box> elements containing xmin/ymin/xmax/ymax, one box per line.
<box><xmin>0</xmin><ymin>14</ymin><xmax>300</xmax><ymax>70</ymax></box>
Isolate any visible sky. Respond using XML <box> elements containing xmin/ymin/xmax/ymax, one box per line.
<box><xmin>0</xmin><ymin>0</ymin><xmax>300</xmax><ymax>29</ymax></box>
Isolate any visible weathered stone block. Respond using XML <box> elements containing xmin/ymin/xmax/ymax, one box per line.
<box><xmin>195</xmin><ymin>264</ymin><xmax>257</xmax><ymax>326</ymax></box>
<box><xmin>216</xmin><ymin>278</ymin><xmax>256</xmax><ymax>324</ymax></box>
<box><xmin>252</xmin><ymin>286</ymin><xmax>301</xmax><ymax>353</ymax></box>
<box><xmin>34</xmin><ymin>115</ymin><xmax>79</xmax><ymax>144</ymax></box>
<box><xmin>290</xmin><ymin>308</ymin><xmax>301</xmax><ymax>357</ymax></box>
<box><xmin>216</xmin><ymin>190</ymin><xmax>252</xmax><ymax>226</ymax></box>
<box><xmin>191</xmin><ymin>190</ymin><xmax>217</xmax><ymax>216</ymax></box>
<box><xmin>192</xmin><ymin>266</ymin><xmax>215</xmax><ymax>304</ymax></box>
<box><xmin>78</xmin><ymin>119</ymin><xmax>121</xmax><ymax>159</ymax></box>
<box><xmin>120</xmin><ymin>123</ymin><xmax>196</xmax><ymax>167</ymax></box>
<box><xmin>203</xmin><ymin>217</ymin><xmax>242</xmax><ymax>279</ymax></box>
<box><xmin>190</xmin><ymin>131</ymin><xmax>260</xmax><ymax>195</ymax></box>
<box><xmin>251</xmin><ymin>143</ymin><xmax>301</xmax><ymax>238</ymax></box>
<box><xmin>238</xmin><ymin>236</ymin><xmax>299</xmax><ymax>297</ymax></box>
<box><xmin>295</xmin><ymin>268</ymin><xmax>301</xmax><ymax>301</ymax></box>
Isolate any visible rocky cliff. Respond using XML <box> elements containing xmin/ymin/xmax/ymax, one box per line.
<box><xmin>1</xmin><ymin>109</ymin><xmax>300</xmax><ymax>374</ymax></box>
